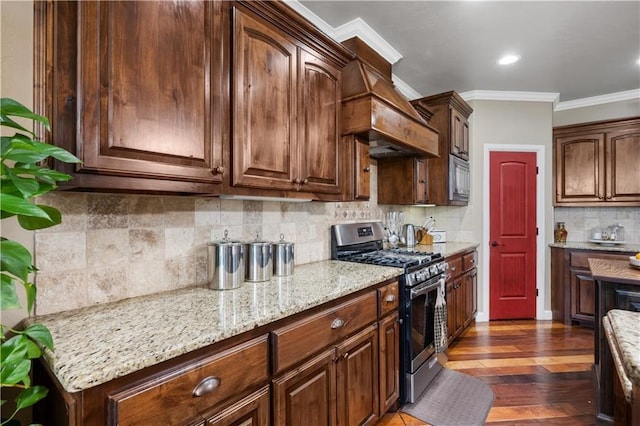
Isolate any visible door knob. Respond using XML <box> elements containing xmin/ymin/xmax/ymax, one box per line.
<box><xmin>491</xmin><ymin>241</ymin><xmax>502</xmax><ymax>247</ymax></box>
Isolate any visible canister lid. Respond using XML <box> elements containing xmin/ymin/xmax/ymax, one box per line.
<box><xmin>273</xmin><ymin>233</ymin><xmax>294</xmax><ymax>246</ymax></box>
<box><xmin>209</xmin><ymin>229</ymin><xmax>244</xmax><ymax>246</ymax></box>
<box><xmin>246</xmin><ymin>233</ymin><xmax>272</xmax><ymax>247</ymax></box>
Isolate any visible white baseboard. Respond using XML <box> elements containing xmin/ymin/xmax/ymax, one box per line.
<box><xmin>474</xmin><ymin>310</ymin><xmax>552</xmax><ymax>322</ymax></box>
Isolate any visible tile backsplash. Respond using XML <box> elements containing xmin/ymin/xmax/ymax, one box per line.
<box><xmin>34</xmin><ymin>185</ymin><xmax>475</xmax><ymax>315</ymax></box>
<box><xmin>554</xmin><ymin>207</ymin><xmax>640</xmax><ymax>243</ymax></box>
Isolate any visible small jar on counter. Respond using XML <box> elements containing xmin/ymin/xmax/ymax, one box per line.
<box><xmin>554</xmin><ymin>222</ymin><xmax>568</xmax><ymax>243</ymax></box>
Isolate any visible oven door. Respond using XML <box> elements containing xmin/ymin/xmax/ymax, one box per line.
<box><xmin>408</xmin><ymin>277</ymin><xmax>441</xmax><ymax>372</ymax></box>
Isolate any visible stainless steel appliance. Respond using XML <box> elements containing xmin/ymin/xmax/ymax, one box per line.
<box><xmin>331</xmin><ymin>222</ymin><xmax>448</xmax><ymax>403</ymax></box>
<box><xmin>449</xmin><ymin>155</ymin><xmax>470</xmax><ymax>203</ymax></box>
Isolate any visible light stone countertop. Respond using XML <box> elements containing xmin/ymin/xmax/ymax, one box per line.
<box><xmin>549</xmin><ymin>241</ymin><xmax>640</xmax><ymax>253</ymax></box>
<box><xmin>605</xmin><ymin>310</ymin><xmax>640</xmax><ymax>388</ymax></box>
<box><xmin>27</xmin><ymin>260</ymin><xmax>403</xmax><ymax>393</ymax></box>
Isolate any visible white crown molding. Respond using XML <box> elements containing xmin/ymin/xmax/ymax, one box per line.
<box><xmin>460</xmin><ymin>90</ymin><xmax>560</xmax><ymax>104</ymax></box>
<box><xmin>285</xmin><ymin>1</ymin><xmax>402</xmax><ymax>65</ymax></box>
<box><xmin>554</xmin><ymin>89</ymin><xmax>640</xmax><ymax>111</ymax></box>
<box><xmin>393</xmin><ymin>74</ymin><xmax>422</xmax><ymax>100</ymax></box>
<box><xmin>332</xmin><ymin>18</ymin><xmax>403</xmax><ymax>64</ymax></box>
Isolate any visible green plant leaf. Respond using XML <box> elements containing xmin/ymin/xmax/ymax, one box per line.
<box><xmin>18</xmin><ymin>205</ymin><xmax>61</xmax><ymax>230</ymax></box>
<box><xmin>0</xmin><ymin>114</ymin><xmax>32</xmax><ymax>135</ymax></box>
<box><xmin>22</xmin><ymin>324</ymin><xmax>53</xmax><ymax>351</ymax></box>
<box><xmin>0</xmin><ymin>240</ymin><xmax>33</xmax><ymax>282</ymax></box>
<box><xmin>24</xmin><ymin>338</ymin><xmax>42</xmax><ymax>359</ymax></box>
<box><xmin>0</xmin><ymin>98</ymin><xmax>50</xmax><ymax>131</ymax></box>
<box><xmin>0</xmin><ymin>359</ymin><xmax>31</xmax><ymax>385</ymax></box>
<box><xmin>4</xmin><ymin>148</ymin><xmax>49</xmax><ymax>163</ymax></box>
<box><xmin>4</xmin><ymin>168</ymin><xmax>40</xmax><ymax>198</ymax></box>
<box><xmin>0</xmin><ymin>275</ymin><xmax>21</xmax><ymax>310</ymax></box>
<box><xmin>1</xmin><ymin>335</ymin><xmax>29</xmax><ymax>364</ymax></box>
<box><xmin>15</xmin><ymin>385</ymin><xmax>48</xmax><ymax>410</ymax></box>
<box><xmin>23</xmin><ymin>281</ymin><xmax>36</xmax><ymax>314</ymax></box>
<box><xmin>0</xmin><ymin>194</ymin><xmax>52</xmax><ymax>220</ymax></box>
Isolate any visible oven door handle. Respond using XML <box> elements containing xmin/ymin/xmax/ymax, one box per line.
<box><xmin>410</xmin><ymin>278</ymin><xmax>443</xmax><ymax>299</ymax></box>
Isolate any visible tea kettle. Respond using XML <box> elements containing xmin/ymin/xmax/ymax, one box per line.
<box><xmin>402</xmin><ymin>224</ymin><xmax>416</xmax><ymax>247</ymax></box>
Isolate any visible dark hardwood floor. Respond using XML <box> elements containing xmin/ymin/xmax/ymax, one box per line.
<box><xmin>378</xmin><ymin>320</ymin><xmax>595</xmax><ymax>425</ymax></box>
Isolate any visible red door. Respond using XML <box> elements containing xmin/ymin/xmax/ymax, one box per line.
<box><xmin>489</xmin><ymin>151</ymin><xmax>537</xmax><ymax>319</ymax></box>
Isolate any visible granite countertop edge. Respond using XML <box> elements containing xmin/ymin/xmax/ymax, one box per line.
<box><xmin>606</xmin><ymin>310</ymin><xmax>640</xmax><ymax>388</ymax></box>
<box><xmin>549</xmin><ymin>241</ymin><xmax>640</xmax><ymax>252</ymax></box>
<box><xmin>26</xmin><ymin>260</ymin><xmax>404</xmax><ymax>393</ymax></box>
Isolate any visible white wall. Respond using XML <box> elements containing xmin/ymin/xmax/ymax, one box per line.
<box><xmin>1</xmin><ymin>0</ymin><xmax>34</xmax><ymax>329</ymax></box>
<box><xmin>553</xmin><ymin>98</ymin><xmax>640</xmax><ymax>126</ymax></box>
<box><xmin>467</xmin><ymin>100</ymin><xmax>555</xmax><ymax>321</ymax></box>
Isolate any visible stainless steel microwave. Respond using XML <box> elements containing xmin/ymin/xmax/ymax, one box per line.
<box><xmin>449</xmin><ymin>155</ymin><xmax>470</xmax><ymax>203</ymax></box>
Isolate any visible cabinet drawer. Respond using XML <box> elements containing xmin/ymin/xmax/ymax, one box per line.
<box><xmin>378</xmin><ymin>280</ymin><xmax>399</xmax><ymax>316</ymax></box>
<box><xmin>108</xmin><ymin>335</ymin><xmax>269</xmax><ymax>426</ymax></box>
<box><xmin>272</xmin><ymin>291</ymin><xmax>377</xmax><ymax>373</ymax></box>
<box><xmin>570</xmin><ymin>251</ymin><xmax>632</xmax><ymax>269</ymax></box>
<box><xmin>446</xmin><ymin>256</ymin><xmax>463</xmax><ymax>280</ymax></box>
<box><xmin>462</xmin><ymin>251</ymin><xmax>477</xmax><ymax>272</ymax></box>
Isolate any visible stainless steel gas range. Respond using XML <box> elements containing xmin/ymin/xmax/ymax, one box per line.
<box><xmin>331</xmin><ymin>222</ymin><xmax>448</xmax><ymax>404</ymax></box>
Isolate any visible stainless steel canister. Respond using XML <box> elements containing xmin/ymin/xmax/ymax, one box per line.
<box><xmin>207</xmin><ymin>231</ymin><xmax>245</xmax><ymax>290</ymax></box>
<box><xmin>273</xmin><ymin>234</ymin><xmax>294</xmax><ymax>276</ymax></box>
<box><xmin>246</xmin><ymin>238</ymin><xmax>273</xmax><ymax>282</ymax></box>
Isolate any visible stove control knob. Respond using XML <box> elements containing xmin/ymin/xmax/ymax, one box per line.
<box><xmin>430</xmin><ymin>265</ymin><xmax>438</xmax><ymax>275</ymax></box>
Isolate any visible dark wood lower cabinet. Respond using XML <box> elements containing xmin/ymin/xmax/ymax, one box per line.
<box><xmin>35</xmin><ymin>280</ymin><xmax>400</xmax><ymax>425</ymax></box>
<box><xmin>551</xmin><ymin>247</ymin><xmax>635</xmax><ymax>327</ymax></box>
<box><xmin>378</xmin><ymin>312</ymin><xmax>400</xmax><ymax>415</ymax></box>
<box><xmin>272</xmin><ymin>348</ymin><xmax>337</xmax><ymax>426</ymax></box>
<box><xmin>205</xmin><ymin>386</ymin><xmax>270</xmax><ymax>426</ymax></box>
<box><xmin>445</xmin><ymin>249</ymin><xmax>478</xmax><ymax>344</ymax></box>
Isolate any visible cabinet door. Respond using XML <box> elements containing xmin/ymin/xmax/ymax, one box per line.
<box><xmin>232</xmin><ymin>7</ymin><xmax>298</xmax><ymax>191</ymax></box>
<box><xmin>555</xmin><ymin>133</ymin><xmax>605</xmax><ymax>203</ymax></box>
<box><xmin>76</xmin><ymin>1</ymin><xmax>222</xmax><ymax>186</ymax></box>
<box><xmin>450</xmin><ymin>108</ymin><xmax>469</xmax><ymax>160</ymax></box>
<box><xmin>206</xmin><ymin>386</ymin><xmax>270</xmax><ymax>426</ymax></box>
<box><xmin>273</xmin><ymin>348</ymin><xmax>337</xmax><ymax>426</ymax></box>
<box><xmin>378</xmin><ymin>312</ymin><xmax>399</xmax><ymax>415</ymax></box>
<box><xmin>570</xmin><ymin>269</ymin><xmax>595</xmax><ymax>326</ymax></box>
<box><xmin>298</xmin><ymin>49</ymin><xmax>342</xmax><ymax>194</ymax></box>
<box><xmin>606</xmin><ymin>128</ymin><xmax>640</xmax><ymax>203</ymax></box>
<box><xmin>336</xmin><ymin>324</ymin><xmax>379</xmax><ymax>426</ymax></box>
<box><xmin>415</xmin><ymin>159</ymin><xmax>429</xmax><ymax>204</ymax></box>
<box><xmin>354</xmin><ymin>138</ymin><xmax>371</xmax><ymax>200</ymax></box>
<box><xmin>464</xmin><ymin>268</ymin><xmax>477</xmax><ymax>327</ymax></box>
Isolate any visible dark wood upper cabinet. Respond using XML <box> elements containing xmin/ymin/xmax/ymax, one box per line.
<box><xmin>36</xmin><ymin>0</ymin><xmax>353</xmax><ymax>199</ymax></box>
<box><xmin>227</xmin><ymin>2</ymin><xmax>352</xmax><ymax>200</ymax></box>
<box><xmin>377</xmin><ymin>157</ymin><xmax>429</xmax><ymax>205</ymax></box>
<box><xmin>36</xmin><ymin>1</ymin><xmax>224</xmax><ymax>194</ymax></box>
<box><xmin>410</xmin><ymin>91</ymin><xmax>473</xmax><ymax>206</ymax></box>
<box><xmin>554</xmin><ymin>117</ymin><xmax>640</xmax><ymax>206</ymax></box>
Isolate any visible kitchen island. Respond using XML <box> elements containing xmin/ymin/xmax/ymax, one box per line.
<box><xmin>602</xmin><ymin>310</ymin><xmax>640</xmax><ymax>425</ymax></box>
<box><xmin>589</xmin><ymin>258</ymin><xmax>640</xmax><ymax>424</ymax></box>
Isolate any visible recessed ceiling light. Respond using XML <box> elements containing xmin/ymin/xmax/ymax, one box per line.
<box><xmin>498</xmin><ymin>55</ymin><xmax>520</xmax><ymax>65</ymax></box>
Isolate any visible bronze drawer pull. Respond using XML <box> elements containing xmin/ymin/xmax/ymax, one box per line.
<box><xmin>385</xmin><ymin>294</ymin><xmax>396</xmax><ymax>303</ymax></box>
<box><xmin>192</xmin><ymin>376</ymin><xmax>221</xmax><ymax>397</ymax></box>
<box><xmin>331</xmin><ymin>318</ymin><xmax>345</xmax><ymax>329</ymax></box>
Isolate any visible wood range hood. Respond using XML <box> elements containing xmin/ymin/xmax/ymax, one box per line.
<box><xmin>341</xmin><ymin>37</ymin><xmax>440</xmax><ymax>158</ymax></box>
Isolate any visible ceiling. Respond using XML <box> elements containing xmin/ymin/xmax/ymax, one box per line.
<box><xmin>296</xmin><ymin>1</ymin><xmax>640</xmax><ymax>105</ymax></box>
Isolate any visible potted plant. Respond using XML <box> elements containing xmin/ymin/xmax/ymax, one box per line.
<box><xmin>1</xmin><ymin>98</ymin><xmax>80</xmax><ymax>424</ymax></box>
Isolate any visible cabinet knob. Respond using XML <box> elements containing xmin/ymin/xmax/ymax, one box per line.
<box><xmin>303</xmin><ymin>178</ymin><xmax>308</xmax><ymax>185</ymax></box>
<box><xmin>598</xmin><ymin>195</ymin><xmax>604</xmax><ymax>200</ymax></box>
<box><xmin>293</xmin><ymin>178</ymin><xmax>301</xmax><ymax>184</ymax></box>
<box><xmin>419</xmin><ymin>179</ymin><xmax>426</xmax><ymax>183</ymax></box>
<box><xmin>212</xmin><ymin>166</ymin><xmax>225</xmax><ymax>175</ymax></box>
<box><xmin>385</xmin><ymin>294</ymin><xmax>396</xmax><ymax>303</ymax></box>
<box><xmin>331</xmin><ymin>318</ymin><xmax>345</xmax><ymax>329</ymax></box>
<box><xmin>363</xmin><ymin>166</ymin><xmax>370</xmax><ymax>172</ymax></box>
<box><xmin>192</xmin><ymin>376</ymin><xmax>220</xmax><ymax>397</ymax></box>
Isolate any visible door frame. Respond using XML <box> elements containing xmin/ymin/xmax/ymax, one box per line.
<box><xmin>479</xmin><ymin>144</ymin><xmax>549</xmax><ymax>321</ymax></box>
